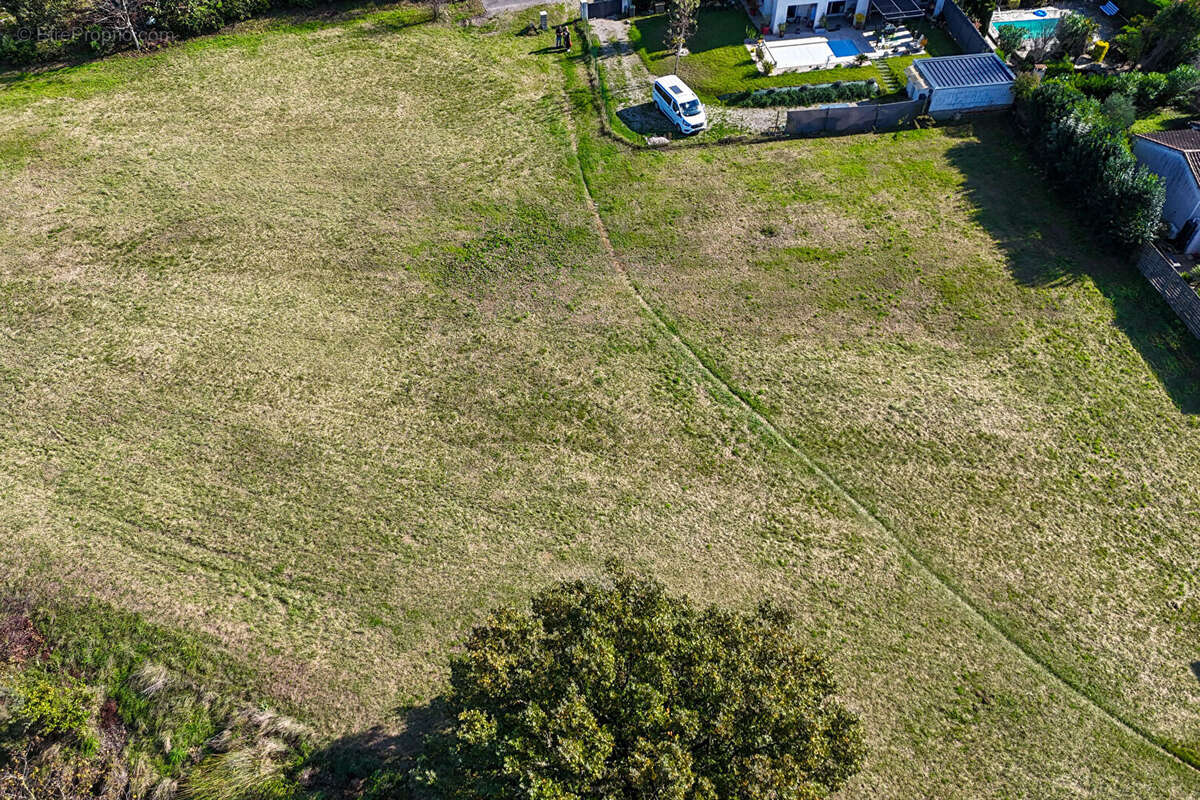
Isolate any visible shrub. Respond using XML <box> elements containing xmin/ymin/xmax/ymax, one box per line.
<box><xmin>0</xmin><ymin>33</ymin><xmax>36</xmax><ymax>65</ymax></box>
<box><xmin>996</xmin><ymin>24</ymin><xmax>1028</xmax><ymax>56</ymax></box>
<box><xmin>1135</xmin><ymin>70</ymin><xmax>1169</xmax><ymax>108</ymax></box>
<box><xmin>411</xmin><ymin>565</ymin><xmax>865</xmax><ymax>800</ymax></box>
<box><xmin>1073</xmin><ymin>69</ymin><xmax>1182</xmax><ymax>110</ymax></box>
<box><xmin>1013</xmin><ymin>70</ymin><xmax>1040</xmax><ymax>101</ymax></box>
<box><xmin>1165</xmin><ymin>63</ymin><xmax>1200</xmax><ymax>104</ymax></box>
<box><xmin>4</xmin><ymin>671</ymin><xmax>95</xmax><ymax>747</ymax></box>
<box><xmin>1102</xmin><ymin>91</ymin><xmax>1136</xmax><ymax>128</ymax></box>
<box><xmin>1057</xmin><ymin>11</ymin><xmax>1099</xmax><ymax>57</ymax></box>
<box><xmin>1044</xmin><ymin>57</ymin><xmax>1076</xmax><ymax>80</ymax></box>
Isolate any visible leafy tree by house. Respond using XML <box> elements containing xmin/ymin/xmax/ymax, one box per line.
<box><xmin>410</xmin><ymin>565</ymin><xmax>866</xmax><ymax>800</ymax></box>
<box><xmin>1117</xmin><ymin>0</ymin><xmax>1200</xmax><ymax>71</ymax></box>
<box><xmin>1057</xmin><ymin>12</ymin><xmax>1099</xmax><ymax>58</ymax></box>
<box><xmin>957</xmin><ymin>0</ymin><xmax>993</xmax><ymax>28</ymax></box>
<box><xmin>666</xmin><ymin>0</ymin><xmax>700</xmax><ymax>73</ymax></box>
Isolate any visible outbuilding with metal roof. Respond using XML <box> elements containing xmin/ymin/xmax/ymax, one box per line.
<box><xmin>905</xmin><ymin>53</ymin><xmax>1015</xmax><ymax>117</ymax></box>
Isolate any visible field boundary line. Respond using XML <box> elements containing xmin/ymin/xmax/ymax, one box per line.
<box><xmin>555</xmin><ymin>85</ymin><xmax>1200</xmax><ymax>778</ymax></box>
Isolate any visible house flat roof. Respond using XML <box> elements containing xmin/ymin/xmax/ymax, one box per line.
<box><xmin>913</xmin><ymin>54</ymin><xmax>1015</xmax><ymax>89</ymax></box>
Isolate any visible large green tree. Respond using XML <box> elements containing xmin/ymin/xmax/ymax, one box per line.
<box><xmin>411</xmin><ymin>565</ymin><xmax>865</xmax><ymax>800</ymax></box>
<box><xmin>1117</xmin><ymin>0</ymin><xmax>1200</xmax><ymax>71</ymax></box>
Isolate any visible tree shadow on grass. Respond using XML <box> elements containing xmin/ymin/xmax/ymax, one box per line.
<box><xmin>944</xmin><ymin>117</ymin><xmax>1200</xmax><ymax>414</ymax></box>
<box><xmin>302</xmin><ymin>698</ymin><xmax>449</xmax><ymax>799</ymax></box>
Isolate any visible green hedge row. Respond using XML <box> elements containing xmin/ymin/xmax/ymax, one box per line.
<box><xmin>1018</xmin><ymin>78</ymin><xmax>1165</xmax><ymax>249</ymax></box>
<box><xmin>724</xmin><ymin>79</ymin><xmax>878</xmax><ymax>108</ymax></box>
<box><xmin>1072</xmin><ymin>65</ymin><xmax>1200</xmax><ymax>110</ymax></box>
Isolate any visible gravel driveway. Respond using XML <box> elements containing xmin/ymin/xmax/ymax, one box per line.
<box><xmin>587</xmin><ymin>18</ymin><xmax>786</xmax><ymax>137</ymax></box>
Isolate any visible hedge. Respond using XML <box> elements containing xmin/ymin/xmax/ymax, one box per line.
<box><xmin>1072</xmin><ymin>64</ymin><xmax>1200</xmax><ymax>110</ymax></box>
<box><xmin>724</xmin><ymin>79</ymin><xmax>878</xmax><ymax>108</ymax></box>
<box><xmin>1019</xmin><ymin>78</ymin><xmax>1165</xmax><ymax>249</ymax></box>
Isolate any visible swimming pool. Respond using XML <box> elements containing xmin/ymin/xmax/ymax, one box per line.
<box><xmin>827</xmin><ymin>39</ymin><xmax>862</xmax><ymax>57</ymax></box>
<box><xmin>995</xmin><ymin>17</ymin><xmax>1060</xmax><ymax>38</ymax></box>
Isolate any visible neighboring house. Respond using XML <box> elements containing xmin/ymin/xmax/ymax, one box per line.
<box><xmin>1132</xmin><ymin>129</ymin><xmax>1200</xmax><ymax>254</ymax></box>
<box><xmin>905</xmin><ymin>53</ymin><xmax>1015</xmax><ymax>117</ymax></box>
<box><xmin>760</xmin><ymin>0</ymin><xmax>925</xmax><ymax>35</ymax></box>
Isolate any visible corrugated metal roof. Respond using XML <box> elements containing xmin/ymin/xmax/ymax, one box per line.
<box><xmin>913</xmin><ymin>54</ymin><xmax>1015</xmax><ymax>89</ymax></box>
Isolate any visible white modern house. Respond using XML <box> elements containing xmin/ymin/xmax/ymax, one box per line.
<box><xmin>759</xmin><ymin>0</ymin><xmax>932</xmax><ymax>33</ymax></box>
<box><xmin>905</xmin><ymin>53</ymin><xmax>1015</xmax><ymax>117</ymax></box>
<box><xmin>1133</xmin><ymin>129</ymin><xmax>1200</xmax><ymax>254</ymax></box>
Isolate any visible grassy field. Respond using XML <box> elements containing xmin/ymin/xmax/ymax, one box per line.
<box><xmin>570</xmin><ymin>53</ymin><xmax>1200</xmax><ymax>792</ymax></box>
<box><xmin>627</xmin><ymin>9</ymin><xmax>957</xmax><ymax>100</ymax></box>
<box><xmin>2</xmin><ymin>3</ymin><xmax>1200</xmax><ymax>797</ymax></box>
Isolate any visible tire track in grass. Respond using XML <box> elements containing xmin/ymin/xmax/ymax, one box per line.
<box><xmin>554</xmin><ymin>85</ymin><xmax>1200</xmax><ymax>779</ymax></box>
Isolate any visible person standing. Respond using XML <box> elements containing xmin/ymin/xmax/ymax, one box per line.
<box><xmin>555</xmin><ymin>25</ymin><xmax>563</xmax><ymax>49</ymax></box>
<box><xmin>563</xmin><ymin>27</ymin><xmax>571</xmax><ymax>51</ymax></box>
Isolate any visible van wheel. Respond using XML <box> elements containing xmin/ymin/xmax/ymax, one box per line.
<box><xmin>676</xmin><ymin>121</ymin><xmax>685</xmax><ymax>134</ymax></box>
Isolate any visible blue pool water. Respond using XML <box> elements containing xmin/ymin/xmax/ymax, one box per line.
<box><xmin>828</xmin><ymin>39</ymin><xmax>861</xmax><ymax>57</ymax></box>
<box><xmin>995</xmin><ymin>17</ymin><xmax>1060</xmax><ymax>38</ymax></box>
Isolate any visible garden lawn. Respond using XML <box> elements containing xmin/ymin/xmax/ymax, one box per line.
<box><xmin>0</xmin><ymin>4</ymin><xmax>1197</xmax><ymax>798</ymax></box>
<box><xmin>628</xmin><ymin>9</ymin><xmax>958</xmax><ymax>101</ymax></box>
<box><xmin>1132</xmin><ymin>105</ymin><xmax>1195</xmax><ymax>133</ymax></box>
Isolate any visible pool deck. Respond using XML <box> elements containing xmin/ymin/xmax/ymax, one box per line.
<box><xmin>753</xmin><ymin>24</ymin><xmax>924</xmax><ymax>72</ymax></box>
<box><xmin>988</xmin><ymin>1</ymin><xmax>1120</xmax><ymax>47</ymax></box>
<box><xmin>989</xmin><ymin>6</ymin><xmax>1067</xmax><ymax>38</ymax></box>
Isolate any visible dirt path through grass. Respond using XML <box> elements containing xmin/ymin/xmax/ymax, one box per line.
<box><xmin>558</xmin><ymin>62</ymin><xmax>1200</xmax><ymax>781</ymax></box>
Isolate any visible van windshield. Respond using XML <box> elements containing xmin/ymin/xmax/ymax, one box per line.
<box><xmin>680</xmin><ymin>99</ymin><xmax>702</xmax><ymax>116</ymax></box>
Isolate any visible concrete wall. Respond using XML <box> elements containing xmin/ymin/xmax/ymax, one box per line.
<box><xmin>785</xmin><ymin>99</ymin><xmax>924</xmax><ymax>135</ymax></box>
<box><xmin>927</xmin><ymin>82</ymin><xmax>1013</xmax><ymax>114</ymax></box>
<box><xmin>941</xmin><ymin>0</ymin><xmax>991</xmax><ymax>54</ymax></box>
<box><xmin>1133</xmin><ymin>139</ymin><xmax>1200</xmax><ymax>252</ymax></box>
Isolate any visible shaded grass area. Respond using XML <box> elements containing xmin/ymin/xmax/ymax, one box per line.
<box><xmin>628</xmin><ymin>9</ymin><xmax>957</xmax><ymax>102</ymax></box>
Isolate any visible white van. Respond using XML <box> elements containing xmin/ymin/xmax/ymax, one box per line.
<box><xmin>652</xmin><ymin>75</ymin><xmax>707</xmax><ymax>134</ymax></box>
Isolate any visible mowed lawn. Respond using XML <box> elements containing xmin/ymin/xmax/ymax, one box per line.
<box><xmin>0</xmin><ymin>4</ymin><xmax>1198</xmax><ymax>798</ymax></box>
<box><xmin>627</xmin><ymin>8</ymin><xmax>957</xmax><ymax>101</ymax></box>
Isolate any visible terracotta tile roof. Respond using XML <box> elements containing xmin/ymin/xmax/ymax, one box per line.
<box><xmin>1136</xmin><ymin>129</ymin><xmax>1200</xmax><ymax>185</ymax></box>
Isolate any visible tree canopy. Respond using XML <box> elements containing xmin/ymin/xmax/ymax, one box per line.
<box><xmin>1115</xmin><ymin>0</ymin><xmax>1200</xmax><ymax>71</ymax></box>
<box><xmin>411</xmin><ymin>565</ymin><xmax>865</xmax><ymax>800</ymax></box>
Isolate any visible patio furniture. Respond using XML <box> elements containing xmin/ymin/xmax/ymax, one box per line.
<box><xmin>1100</xmin><ymin>1</ymin><xmax>1119</xmax><ymax>14</ymax></box>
